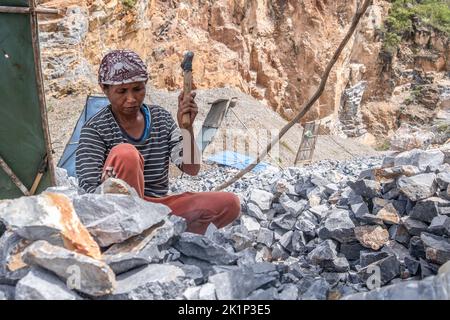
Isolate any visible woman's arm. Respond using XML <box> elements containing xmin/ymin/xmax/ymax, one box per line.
<box><xmin>75</xmin><ymin>126</ymin><xmax>107</xmax><ymax>192</ymax></box>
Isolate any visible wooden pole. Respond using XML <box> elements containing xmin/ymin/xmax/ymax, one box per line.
<box><xmin>29</xmin><ymin>0</ymin><xmax>56</xmax><ymax>187</ymax></box>
<box><xmin>0</xmin><ymin>5</ymin><xmax>61</xmax><ymax>14</ymax></box>
<box><xmin>0</xmin><ymin>156</ymin><xmax>31</xmax><ymax>196</ymax></box>
<box><xmin>214</xmin><ymin>0</ymin><xmax>372</xmax><ymax>191</ymax></box>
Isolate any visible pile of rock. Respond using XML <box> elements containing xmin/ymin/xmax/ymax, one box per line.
<box><xmin>1</xmin><ymin>145</ymin><xmax>450</xmax><ymax>300</ymax></box>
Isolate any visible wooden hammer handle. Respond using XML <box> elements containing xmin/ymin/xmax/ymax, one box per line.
<box><xmin>182</xmin><ymin>70</ymin><xmax>192</xmax><ymax>127</ymax></box>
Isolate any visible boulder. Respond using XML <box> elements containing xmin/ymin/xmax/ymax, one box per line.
<box><xmin>0</xmin><ymin>193</ymin><xmax>101</xmax><ymax>259</ymax></box>
<box><xmin>0</xmin><ymin>231</ymin><xmax>31</xmax><ymax>284</ymax></box>
<box><xmin>420</xmin><ymin>233</ymin><xmax>450</xmax><ymax>265</ymax></box>
<box><xmin>317</xmin><ymin>209</ymin><xmax>355</xmax><ymax>243</ymax></box>
<box><xmin>72</xmin><ymin>193</ymin><xmax>170</xmax><ymax>247</ymax></box>
<box><xmin>174</xmin><ymin>233</ymin><xmax>238</xmax><ymax>265</ymax></box>
<box><xmin>15</xmin><ymin>267</ymin><xmax>81</xmax><ymax>300</ymax></box>
<box><xmin>393</xmin><ymin>149</ymin><xmax>445</xmax><ymax>171</ymax></box>
<box><xmin>354</xmin><ymin>225</ymin><xmax>389</xmax><ymax>250</ymax></box>
<box><xmin>397</xmin><ymin>173</ymin><xmax>437</xmax><ymax>202</ymax></box>
<box><xmin>22</xmin><ymin>240</ymin><xmax>115</xmax><ymax>296</ymax></box>
<box><xmin>105</xmin><ymin>264</ymin><xmax>187</xmax><ymax>300</ymax></box>
<box><xmin>248</xmin><ymin>189</ymin><xmax>274</xmax><ymax>211</ymax></box>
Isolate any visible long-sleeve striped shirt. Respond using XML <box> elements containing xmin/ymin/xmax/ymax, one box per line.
<box><xmin>75</xmin><ymin>104</ymin><xmax>183</xmax><ymax>197</ymax></box>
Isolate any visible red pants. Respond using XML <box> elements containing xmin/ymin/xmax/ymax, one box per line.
<box><xmin>102</xmin><ymin>143</ymin><xmax>240</xmax><ymax>234</ymax></box>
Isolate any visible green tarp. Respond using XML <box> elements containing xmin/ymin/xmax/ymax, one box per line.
<box><xmin>0</xmin><ymin>0</ymin><xmax>54</xmax><ymax>199</ymax></box>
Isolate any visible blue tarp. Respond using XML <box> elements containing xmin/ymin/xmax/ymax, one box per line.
<box><xmin>207</xmin><ymin>151</ymin><xmax>269</xmax><ymax>172</ymax></box>
<box><xmin>58</xmin><ymin>95</ymin><xmax>109</xmax><ymax>177</ymax></box>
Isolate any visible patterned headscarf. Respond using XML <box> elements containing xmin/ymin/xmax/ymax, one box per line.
<box><xmin>98</xmin><ymin>49</ymin><xmax>148</xmax><ymax>85</ymax></box>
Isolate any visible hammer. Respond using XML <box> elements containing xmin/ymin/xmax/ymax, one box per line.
<box><xmin>181</xmin><ymin>51</ymin><xmax>194</xmax><ymax>127</ymax></box>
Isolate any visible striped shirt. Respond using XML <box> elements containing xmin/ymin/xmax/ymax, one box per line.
<box><xmin>75</xmin><ymin>104</ymin><xmax>183</xmax><ymax>197</ymax></box>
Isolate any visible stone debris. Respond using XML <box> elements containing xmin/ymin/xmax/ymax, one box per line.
<box><xmin>0</xmin><ymin>193</ymin><xmax>101</xmax><ymax>259</ymax></box>
<box><xmin>22</xmin><ymin>240</ymin><xmax>116</xmax><ymax>296</ymax></box>
<box><xmin>15</xmin><ymin>267</ymin><xmax>81</xmax><ymax>300</ymax></box>
<box><xmin>72</xmin><ymin>194</ymin><xmax>170</xmax><ymax>247</ymax></box>
<box><xmin>0</xmin><ymin>146</ymin><xmax>449</xmax><ymax>300</ymax></box>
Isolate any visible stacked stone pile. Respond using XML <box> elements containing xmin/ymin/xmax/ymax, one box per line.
<box><xmin>1</xmin><ymin>145</ymin><xmax>449</xmax><ymax>300</ymax></box>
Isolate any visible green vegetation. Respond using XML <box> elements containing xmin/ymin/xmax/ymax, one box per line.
<box><xmin>375</xmin><ymin>139</ymin><xmax>392</xmax><ymax>151</ymax></box>
<box><xmin>383</xmin><ymin>0</ymin><xmax>450</xmax><ymax>53</ymax></box>
<box><xmin>121</xmin><ymin>0</ymin><xmax>137</xmax><ymax>10</ymax></box>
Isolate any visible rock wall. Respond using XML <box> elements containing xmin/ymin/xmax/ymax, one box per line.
<box><xmin>37</xmin><ymin>0</ymin><xmax>449</xmax><ymax>143</ymax></box>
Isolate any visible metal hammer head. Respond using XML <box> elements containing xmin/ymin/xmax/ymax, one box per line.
<box><xmin>181</xmin><ymin>51</ymin><xmax>194</xmax><ymax>72</ymax></box>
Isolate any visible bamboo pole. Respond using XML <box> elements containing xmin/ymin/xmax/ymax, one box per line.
<box><xmin>0</xmin><ymin>5</ymin><xmax>61</xmax><ymax>14</ymax></box>
<box><xmin>214</xmin><ymin>0</ymin><xmax>373</xmax><ymax>191</ymax></box>
<box><xmin>29</xmin><ymin>0</ymin><xmax>56</xmax><ymax>187</ymax></box>
<box><xmin>0</xmin><ymin>156</ymin><xmax>31</xmax><ymax>196</ymax></box>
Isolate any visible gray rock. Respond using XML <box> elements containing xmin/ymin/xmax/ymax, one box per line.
<box><xmin>279</xmin><ymin>230</ymin><xmax>294</xmax><ymax>251</ymax></box>
<box><xmin>248</xmin><ymin>189</ymin><xmax>274</xmax><ymax>211</ymax></box>
<box><xmin>428</xmin><ymin>215</ymin><xmax>450</xmax><ymax>236</ymax></box>
<box><xmin>0</xmin><ymin>221</ymin><xmax>5</xmax><ymax>237</ymax></box>
<box><xmin>294</xmin><ymin>217</ymin><xmax>316</xmax><ymax>240</ymax></box>
<box><xmin>0</xmin><ymin>193</ymin><xmax>84</xmax><ymax>247</ymax></box>
<box><xmin>0</xmin><ymin>284</ymin><xmax>15</xmax><ymax>300</ymax></box>
<box><xmin>358</xmin><ymin>255</ymin><xmax>400</xmax><ymax>286</ymax></box>
<box><xmin>393</xmin><ymin>149</ymin><xmax>445</xmax><ymax>172</ymax></box>
<box><xmin>437</xmin><ymin>171</ymin><xmax>450</xmax><ymax>189</ymax></box>
<box><xmin>174</xmin><ymin>233</ymin><xmax>238</xmax><ymax>265</ymax></box>
<box><xmin>103</xmin><ymin>218</ymin><xmax>181</xmax><ymax>274</ymax></box>
<box><xmin>72</xmin><ymin>194</ymin><xmax>170</xmax><ymax>247</ymax></box>
<box><xmin>410</xmin><ymin>197</ymin><xmax>449</xmax><ymax>223</ymax></box>
<box><xmin>389</xmin><ymin>224</ymin><xmax>411</xmax><ymax>245</ymax></box>
<box><xmin>15</xmin><ymin>267</ymin><xmax>81</xmax><ymax>300</ymax></box>
<box><xmin>0</xmin><ymin>231</ymin><xmax>30</xmax><ymax>284</ymax></box>
<box><xmin>420</xmin><ymin>233</ymin><xmax>450</xmax><ymax>265</ymax></box>
<box><xmin>22</xmin><ymin>240</ymin><xmax>116</xmax><ymax>297</ymax></box>
<box><xmin>271</xmin><ymin>242</ymin><xmax>290</xmax><ymax>261</ymax></box>
<box><xmin>350</xmin><ymin>202</ymin><xmax>370</xmax><ymax>219</ymax></box>
<box><xmin>291</xmin><ymin>231</ymin><xmax>307</xmax><ymax>253</ymax></box>
<box><xmin>240</xmin><ymin>215</ymin><xmax>261</xmax><ymax>233</ymax></box>
<box><xmin>340</xmin><ymin>242</ymin><xmax>366</xmax><ymax>261</ymax></box>
<box><xmin>209</xmin><ymin>268</ymin><xmax>276</xmax><ymax>300</ymax></box>
<box><xmin>409</xmin><ymin>236</ymin><xmax>426</xmax><ymax>260</ymax></box>
<box><xmin>279</xmin><ymin>194</ymin><xmax>307</xmax><ymax>217</ymax></box>
<box><xmin>230</xmin><ymin>232</ymin><xmax>254</xmax><ymax>252</ymax></box>
<box><xmin>308</xmin><ymin>205</ymin><xmax>330</xmax><ymax>220</ymax></box>
<box><xmin>105</xmin><ymin>264</ymin><xmax>187</xmax><ymax>300</ymax></box>
<box><xmin>183</xmin><ymin>286</ymin><xmax>201</xmax><ymax>300</ymax></box>
<box><xmin>198</xmin><ymin>283</ymin><xmax>217</xmax><ymax>300</ymax></box>
<box><xmin>270</xmin><ymin>213</ymin><xmax>296</xmax><ymax>231</ymax></box>
<box><xmin>402</xmin><ymin>217</ymin><xmax>428</xmax><ymax>237</ymax></box>
<box><xmin>404</xmin><ymin>256</ymin><xmax>420</xmax><ymax>276</ymax></box>
<box><xmin>307</xmin><ymin>240</ymin><xmax>349</xmax><ymax>272</ymax></box>
<box><xmin>256</xmin><ymin>228</ymin><xmax>274</xmax><ymax>247</ymax></box>
<box><xmin>381</xmin><ymin>240</ymin><xmax>411</xmax><ymax>263</ymax></box>
<box><xmin>301</xmin><ymin>278</ymin><xmax>330</xmax><ymax>300</ymax></box>
<box><xmin>397</xmin><ymin>173</ymin><xmax>437</xmax><ymax>202</ymax></box>
<box><xmin>279</xmin><ymin>283</ymin><xmax>299</xmax><ymax>300</ymax></box>
<box><xmin>246</xmin><ymin>203</ymin><xmax>266</xmax><ymax>221</ymax></box>
<box><xmin>419</xmin><ymin>258</ymin><xmax>439</xmax><ymax>278</ymax></box>
<box><xmin>348</xmin><ymin>179</ymin><xmax>381</xmax><ymax>199</ymax></box>
<box><xmin>246</xmin><ymin>287</ymin><xmax>279</xmax><ymax>300</ymax></box>
<box><xmin>318</xmin><ymin>209</ymin><xmax>355</xmax><ymax>243</ymax></box>
<box><xmin>343</xmin><ymin>271</ymin><xmax>450</xmax><ymax>299</ymax></box>
<box><xmin>360</xmin><ymin>251</ymin><xmax>390</xmax><ymax>268</ymax></box>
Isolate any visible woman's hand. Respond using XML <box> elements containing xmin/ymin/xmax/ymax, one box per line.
<box><xmin>177</xmin><ymin>91</ymin><xmax>198</xmax><ymax>129</ymax></box>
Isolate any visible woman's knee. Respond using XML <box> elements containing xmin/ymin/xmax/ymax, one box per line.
<box><xmin>109</xmin><ymin>143</ymin><xmax>142</xmax><ymax>164</ymax></box>
<box><xmin>222</xmin><ymin>192</ymin><xmax>241</xmax><ymax>221</ymax></box>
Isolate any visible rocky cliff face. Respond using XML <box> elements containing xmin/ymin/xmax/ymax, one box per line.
<box><xmin>37</xmin><ymin>0</ymin><xmax>449</xmax><ymax>146</ymax></box>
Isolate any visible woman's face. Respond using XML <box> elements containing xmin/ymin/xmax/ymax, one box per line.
<box><xmin>103</xmin><ymin>81</ymin><xmax>146</xmax><ymax>116</ymax></box>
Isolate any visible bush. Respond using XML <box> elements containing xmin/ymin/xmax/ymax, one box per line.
<box><xmin>121</xmin><ymin>0</ymin><xmax>137</xmax><ymax>10</ymax></box>
<box><xmin>382</xmin><ymin>0</ymin><xmax>450</xmax><ymax>52</ymax></box>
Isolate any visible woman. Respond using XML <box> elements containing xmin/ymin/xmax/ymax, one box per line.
<box><xmin>75</xmin><ymin>49</ymin><xmax>240</xmax><ymax>234</ymax></box>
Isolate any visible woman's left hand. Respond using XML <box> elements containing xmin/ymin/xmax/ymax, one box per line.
<box><xmin>177</xmin><ymin>91</ymin><xmax>198</xmax><ymax>129</ymax></box>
